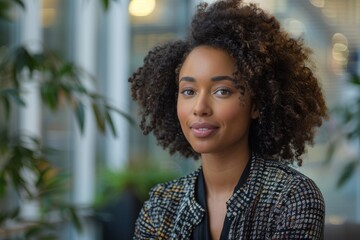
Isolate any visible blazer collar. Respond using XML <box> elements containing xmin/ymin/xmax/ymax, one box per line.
<box><xmin>171</xmin><ymin>154</ymin><xmax>266</xmax><ymax>238</ymax></box>
<box><xmin>170</xmin><ymin>168</ymin><xmax>205</xmax><ymax>239</ymax></box>
<box><xmin>226</xmin><ymin>154</ymin><xmax>265</xmax><ymax>219</ymax></box>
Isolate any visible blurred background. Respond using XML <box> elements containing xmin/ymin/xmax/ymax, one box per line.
<box><xmin>0</xmin><ymin>0</ymin><xmax>359</xmax><ymax>239</ymax></box>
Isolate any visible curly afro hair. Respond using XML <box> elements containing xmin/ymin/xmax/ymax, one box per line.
<box><xmin>129</xmin><ymin>0</ymin><xmax>328</xmax><ymax>165</ymax></box>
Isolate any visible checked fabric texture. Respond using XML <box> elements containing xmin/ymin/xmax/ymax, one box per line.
<box><xmin>134</xmin><ymin>155</ymin><xmax>325</xmax><ymax>239</ymax></box>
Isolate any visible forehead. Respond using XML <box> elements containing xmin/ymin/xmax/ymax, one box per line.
<box><xmin>179</xmin><ymin>46</ymin><xmax>236</xmax><ymax>76</ymax></box>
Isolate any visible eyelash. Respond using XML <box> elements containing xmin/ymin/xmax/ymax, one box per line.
<box><xmin>180</xmin><ymin>88</ymin><xmax>232</xmax><ymax>97</ymax></box>
<box><xmin>214</xmin><ymin>88</ymin><xmax>232</xmax><ymax>96</ymax></box>
<box><xmin>180</xmin><ymin>89</ymin><xmax>195</xmax><ymax>96</ymax></box>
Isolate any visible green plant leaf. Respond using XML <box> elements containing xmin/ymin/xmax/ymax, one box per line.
<box><xmin>10</xmin><ymin>63</ymin><xmax>20</xmax><ymax>88</ymax></box>
<box><xmin>0</xmin><ymin>207</ymin><xmax>19</xmax><ymax>226</ymax></box>
<box><xmin>323</xmin><ymin>140</ymin><xmax>337</xmax><ymax>165</ymax></box>
<box><xmin>59</xmin><ymin>62</ymin><xmax>75</xmax><ymax>77</ymax></box>
<box><xmin>0</xmin><ymin>172</ymin><xmax>7</xmax><ymax>196</ymax></box>
<box><xmin>59</xmin><ymin>82</ymin><xmax>71</xmax><ymax>101</ymax></box>
<box><xmin>92</xmin><ymin>103</ymin><xmax>105</xmax><ymax>133</ymax></box>
<box><xmin>1</xmin><ymin>88</ymin><xmax>25</xmax><ymax>106</ymax></box>
<box><xmin>350</xmin><ymin>74</ymin><xmax>360</xmax><ymax>85</ymax></box>
<box><xmin>75</xmin><ymin>101</ymin><xmax>85</xmax><ymax>133</ymax></box>
<box><xmin>14</xmin><ymin>46</ymin><xmax>39</xmax><ymax>76</ymax></box>
<box><xmin>0</xmin><ymin>1</ymin><xmax>15</xmax><ymax>21</ymax></box>
<box><xmin>102</xmin><ymin>0</ymin><xmax>110</xmax><ymax>10</ymax></box>
<box><xmin>100</xmin><ymin>0</ymin><xmax>120</xmax><ymax>11</ymax></box>
<box><xmin>41</xmin><ymin>82</ymin><xmax>59</xmax><ymax>110</ymax></box>
<box><xmin>342</xmin><ymin>107</ymin><xmax>355</xmax><ymax>125</ymax></box>
<box><xmin>68</xmin><ymin>206</ymin><xmax>82</xmax><ymax>232</ymax></box>
<box><xmin>74</xmin><ymin>84</ymin><xmax>88</xmax><ymax>94</ymax></box>
<box><xmin>36</xmin><ymin>167</ymin><xmax>52</xmax><ymax>188</ymax></box>
<box><xmin>1</xmin><ymin>95</ymin><xmax>11</xmax><ymax>119</ymax></box>
<box><xmin>105</xmin><ymin>110</ymin><xmax>117</xmax><ymax>137</ymax></box>
<box><xmin>25</xmin><ymin>225</ymin><xmax>45</xmax><ymax>238</ymax></box>
<box><xmin>11</xmin><ymin>0</ymin><xmax>25</xmax><ymax>9</ymax></box>
<box><xmin>106</xmin><ymin>105</ymin><xmax>135</xmax><ymax>126</ymax></box>
<box><xmin>10</xmin><ymin>207</ymin><xmax>20</xmax><ymax>218</ymax></box>
<box><xmin>38</xmin><ymin>235</ymin><xmax>58</xmax><ymax>240</ymax></box>
<box><xmin>337</xmin><ymin>160</ymin><xmax>359</xmax><ymax>188</ymax></box>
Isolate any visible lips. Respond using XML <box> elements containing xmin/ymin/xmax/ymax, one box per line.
<box><xmin>190</xmin><ymin>122</ymin><xmax>219</xmax><ymax>138</ymax></box>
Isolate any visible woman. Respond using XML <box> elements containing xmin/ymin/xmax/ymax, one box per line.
<box><xmin>129</xmin><ymin>0</ymin><xmax>327</xmax><ymax>239</ymax></box>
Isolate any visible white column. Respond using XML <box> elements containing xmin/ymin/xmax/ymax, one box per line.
<box><xmin>357</xmin><ymin>157</ymin><xmax>360</xmax><ymax>222</ymax></box>
<box><xmin>72</xmin><ymin>1</ymin><xmax>97</xmax><ymax>239</ymax></box>
<box><xmin>357</xmin><ymin>47</ymin><xmax>360</xmax><ymax>223</ymax></box>
<box><xmin>19</xmin><ymin>0</ymin><xmax>42</xmax><ymax>220</ymax></box>
<box><xmin>104</xmin><ymin>0</ymin><xmax>130</xmax><ymax>170</ymax></box>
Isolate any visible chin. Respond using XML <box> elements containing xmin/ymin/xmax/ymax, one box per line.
<box><xmin>191</xmin><ymin>146</ymin><xmax>215</xmax><ymax>155</ymax></box>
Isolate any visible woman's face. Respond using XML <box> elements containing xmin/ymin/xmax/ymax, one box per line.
<box><xmin>177</xmin><ymin>46</ymin><xmax>258</xmax><ymax>156</ymax></box>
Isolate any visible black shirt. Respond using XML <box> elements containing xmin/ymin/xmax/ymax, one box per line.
<box><xmin>191</xmin><ymin>159</ymin><xmax>251</xmax><ymax>240</ymax></box>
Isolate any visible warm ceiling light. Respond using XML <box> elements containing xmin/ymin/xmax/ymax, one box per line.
<box><xmin>332</xmin><ymin>33</ymin><xmax>349</xmax><ymax>63</ymax></box>
<box><xmin>129</xmin><ymin>0</ymin><xmax>156</xmax><ymax>17</ymax></box>
<box><xmin>284</xmin><ymin>18</ymin><xmax>305</xmax><ymax>37</ymax></box>
<box><xmin>42</xmin><ymin>8</ymin><xmax>56</xmax><ymax>27</ymax></box>
<box><xmin>332</xmin><ymin>33</ymin><xmax>348</xmax><ymax>46</ymax></box>
<box><xmin>309</xmin><ymin>0</ymin><xmax>325</xmax><ymax>8</ymax></box>
<box><xmin>41</xmin><ymin>0</ymin><xmax>58</xmax><ymax>27</ymax></box>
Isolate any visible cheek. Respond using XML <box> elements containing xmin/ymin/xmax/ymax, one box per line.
<box><xmin>222</xmin><ymin>109</ymin><xmax>242</xmax><ymax>123</ymax></box>
<box><xmin>219</xmin><ymin>103</ymin><xmax>252</xmax><ymax>125</ymax></box>
<box><xmin>177</xmin><ymin>100</ymin><xmax>188</xmax><ymax>127</ymax></box>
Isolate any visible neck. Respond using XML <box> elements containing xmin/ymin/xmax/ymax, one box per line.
<box><xmin>201</xmin><ymin>147</ymin><xmax>250</xmax><ymax>198</ymax></box>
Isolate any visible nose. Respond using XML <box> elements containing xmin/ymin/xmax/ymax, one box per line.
<box><xmin>193</xmin><ymin>93</ymin><xmax>212</xmax><ymax>117</ymax></box>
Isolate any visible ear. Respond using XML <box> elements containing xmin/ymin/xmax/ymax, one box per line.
<box><xmin>251</xmin><ymin>103</ymin><xmax>260</xmax><ymax>119</ymax></box>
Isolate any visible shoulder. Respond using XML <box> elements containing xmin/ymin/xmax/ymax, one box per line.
<box><xmin>252</xmin><ymin>159</ymin><xmax>326</xmax><ymax>239</ymax></box>
<box><xmin>145</xmin><ymin>168</ymin><xmax>199</xmax><ymax>206</ymax></box>
<box><xmin>136</xmin><ymin>168</ymin><xmax>199</xmax><ymax>231</ymax></box>
<box><xmin>262</xmin><ymin>159</ymin><xmax>310</xmax><ymax>179</ymax></box>
<box><xmin>249</xmin><ymin>156</ymin><xmax>324</xmax><ymax>208</ymax></box>
<box><xmin>262</xmin><ymin>159</ymin><xmax>322</xmax><ymax>194</ymax></box>
<box><xmin>134</xmin><ymin>168</ymin><xmax>203</xmax><ymax>239</ymax></box>
<box><xmin>258</xmin><ymin>158</ymin><xmax>324</xmax><ymax>211</ymax></box>
<box><xmin>257</xmin><ymin>160</ymin><xmax>325</xmax><ymax>238</ymax></box>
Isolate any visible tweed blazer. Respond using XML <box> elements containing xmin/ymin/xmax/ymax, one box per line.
<box><xmin>134</xmin><ymin>155</ymin><xmax>325</xmax><ymax>239</ymax></box>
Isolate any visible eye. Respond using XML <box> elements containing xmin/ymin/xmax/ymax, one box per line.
<box><xmin>180</xmin><ymin>89</ymin><xmax>195</xmax><ymax>96</ymax></box>
<box><xmin>214</xmin><ymin>88</ymin><xmax>232</xmax><ymax>96</ymax></box>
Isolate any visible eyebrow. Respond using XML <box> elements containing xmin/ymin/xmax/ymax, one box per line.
<box><xmin>179</xmin><ymin>75</ymin><xmax>235</xmax><ymax>82</ymax></box>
